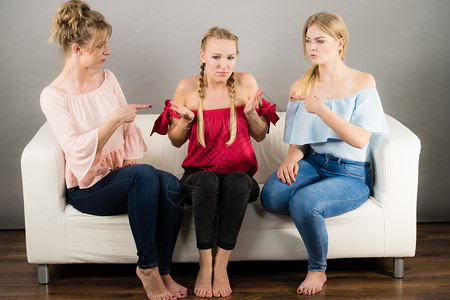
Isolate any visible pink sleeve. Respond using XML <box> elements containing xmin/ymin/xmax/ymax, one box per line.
<box><xmin>255</xmin><ymin>98</ymin><xmax>280</xmax><ymax>133</ymax></box>
<box><xmin>40</xmin><ymin>87</ymin><xmax>99</xmax><ymax>182</ymax></box>
<box><xmin>108</xmin><ymin>71</ymin><xmax>147</xmax><ymax>159</ymax></box>
<box><xmin>150</xmin><ymin>99</ymin><xmax>181</xmax><ymax>136</ymax></box>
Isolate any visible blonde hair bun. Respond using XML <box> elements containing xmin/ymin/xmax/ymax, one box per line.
<box><xmin>49</xmin><ymin>0</ymin><xmax>111</xmax><ymax>53</ymax></box>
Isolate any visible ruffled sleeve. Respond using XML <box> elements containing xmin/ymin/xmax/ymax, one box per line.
<box><xmin>40</xmin><ymin>87</ymin><xmax>99</xmax><ymax>183</ymax></box>
<box><xmin>283</xmin><ymin>88</ymin><xmax>389</xmax><ymax>145</ymax></box>
<box><xmin>255</xmin><ymin>98</ymin><xmax>280</xmax><ymax>133</ymax></box>
<box><xmin>123</xmin><ymin>122</ymin><xmax>147</xmax><ymax>159</ymax></box>
<box><xmin>151</xmin><ymin>99</ymin><xmax>181</xmax><ymax>135</ymax></box>
<box><xmin>350</xmin><ymin>88</ymin><xmax>389</xmax><ymax>134</ymax></box>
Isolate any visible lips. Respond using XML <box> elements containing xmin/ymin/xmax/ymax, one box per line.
<box><xmin>217</xmin><ymin>72</ymin><xmax>228</xmax><ymax>76</ymax></box>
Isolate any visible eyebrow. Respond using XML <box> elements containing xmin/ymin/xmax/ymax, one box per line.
<box><xmin>305</xmin><ymin>36</ymin><xmax>327</xmax><ymax>40</ymax></box>
<box><xmin>210</xmin><ymin>53</ymin><xmax>236</xmax><ymax>56</ymax></box>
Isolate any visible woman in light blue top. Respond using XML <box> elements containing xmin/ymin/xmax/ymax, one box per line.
<box><xmin>260</xmin><ymin>12</ymin><xmax>388</xmax><ymax>296</ymax></box>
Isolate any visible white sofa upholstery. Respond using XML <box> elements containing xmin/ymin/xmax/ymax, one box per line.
<box><xmin>21</xmin><ymin>112</ymin><xmax>421</xmax><ymax>284</ymax></box>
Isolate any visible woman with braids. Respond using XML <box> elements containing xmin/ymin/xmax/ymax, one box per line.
<box><xmin>261</xmin><ymin>12</ymin><xmax>389</xmax><ymax>295</ymax></box>
<box><xmin>40</xmin><ymin>1</ymin><xmax>187</xmax><ymax>299</ymax></box>
<box><xmin>152</xmin><ymin>27</ymin><xmax>279</xmax><ymax>298</ymax></box>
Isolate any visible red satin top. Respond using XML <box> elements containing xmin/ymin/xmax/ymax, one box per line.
<box><xmin>151</xmin><ymin>99</ymin><xmax>279</xmax><ymax>176</ymax></box>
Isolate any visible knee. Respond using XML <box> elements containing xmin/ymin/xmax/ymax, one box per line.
<box><xmin>261</xmin><ymin>181</ymin><xmax>288</xmax><ymax>214</ymax></box>
<box><xmin>131</xmin><ymin>164</ymin><xmax>158</xmax><ymax>183</ymax></box>
<box><xmin>289</xmin><ymin>190</ymin><xmax>319</xmax><ymax>219</ymax></box>
<box><xmin>192</xmin><ymin>170</ymin><xmax>219</xmax><ymax>186</ymax></box>
<box><xmin>158</xmin><ymin>170</ymin><xmax>180</xmax><ymax>191</ymax></box>
<box><xmin>223</xmin><ymin>171</ymin><xmax>251</xmax><ymax>189</ymax></box>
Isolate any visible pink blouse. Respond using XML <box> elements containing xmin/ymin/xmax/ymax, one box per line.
<box><xmin>40</xmin><ymin>70</ymin><xmax>147</xmax><ymax>189</ymax></box>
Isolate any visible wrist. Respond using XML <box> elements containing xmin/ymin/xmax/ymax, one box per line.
<box><xmin>245</xmin><ymin>110</ymin><xmax>260</xmax><ymax>122</ymax></box>
<box><xmin>316</xmin><ymin>104</ymin><xmax>331</xmax><ymax>119</ymax></box>
<box><xmin>177</xmin><ymin>118</ymin><xmax>192</xmax><ymax>131</ymax></box>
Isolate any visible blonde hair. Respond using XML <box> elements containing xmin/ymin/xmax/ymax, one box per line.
<box><xmin>197</xmin><ymin>27</ymin><xmax>239</xmax><ymax>148</ymax></box>
<box><xmin>49</xmin><ymin>0</ymin><xmax>112</xmax><ymax>53</ymax></box>
<box><xmin>296</xmin><ymin>12</ymin><xmax>349</xmax><ymax>95</ymax></box>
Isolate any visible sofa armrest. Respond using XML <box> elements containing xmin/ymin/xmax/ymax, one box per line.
<box><xmin>21</xmin><ymin>122</ymin><xmax>68</xmax><ymax>263</ymax></box>
<box><xmin>370</xmin><ymin>114</ymin><xmax>421</xmax><ymax>256</ymax></box>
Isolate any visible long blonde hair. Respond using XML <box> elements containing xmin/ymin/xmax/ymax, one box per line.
<box><xmin>296</xmin><ymin>12</ymin><xmax>349</xmax><ymax>95</ymax></box>
<box><xmin>49</xmin><ymin>0</ymin><xmax>112</xmax><ymax>53</ymax></box>
<box><xmin>197</xmin><ymin>27</ymin><xmax>239</xmax><ymax>148</ymax></box>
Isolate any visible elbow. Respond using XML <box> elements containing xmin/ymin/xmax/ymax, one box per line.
<box><xmin>353</xmin><ymin>131</ymin><xmax>372</xmax><ymax>149</ymax></box>
<box><xmin>170</xmin><ymin>140</ymin><xmax>183</xmax><ymax>148</ymax></box>
<box><xmin>168</xmin><ymin>132</ymin><xmax>183</xmax><ymax>148</ymax></box>
<box><xmin>252</xmin><ymin>132</ymin><xmax>266</xmax><ymax>143</ymax></box>
<box><xmin>354</xmin><ymin>139</ymin><xmax>370</xmax><ymax>149</ymax></box>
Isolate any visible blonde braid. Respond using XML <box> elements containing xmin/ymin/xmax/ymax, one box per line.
<box><xmin>226</xmin><ymin>72</ymin><xmax>237</xmax><ymax>146</ymax></box>
<box><xmin>197</xmin><ymin>27</ymin><xmax>239</xmax><ymax>148</ymax></box>
<box><xmin>197</xmin><ymin>63</ymin><xmax>206</xmax><ymax>147</ymax></box>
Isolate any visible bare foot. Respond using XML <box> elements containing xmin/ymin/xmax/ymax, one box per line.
<box><xmin>297</xmin><ymin>270</ymin><xmax>327</xmax><ymax>295</ymax></box>
<box><xmin>195</xmin><ymin>250</ymin><xmax>213</xmax><ymax>298</ymax></box>
<box><xmin>212</xmin><ymin>265</ymin><xmax>231</xmax><ymax>297</ymax></box>
<box><xmin>212</xmin><ymin>247</ymin><xmax>232</xmax><ymax>297</ymax></box>
<box><xmin>162</xmin><ymin>274</ymin><xmax>188</xmax><ymax>298</ymax></box>
<box><xmin>136</xmin><ymin>266</ymin><xmax>175</xmax><ymax>300</ymax></box>
<box><xmin>194</xmin><ymin>265</ymin><xmax>213</xmax><ymax>298</ymax></box>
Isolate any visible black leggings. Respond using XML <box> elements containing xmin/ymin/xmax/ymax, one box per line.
<box><xmin>180</xmin><ymin>168</ymin><xmax>260</xmax><ymax>250</ymax></box>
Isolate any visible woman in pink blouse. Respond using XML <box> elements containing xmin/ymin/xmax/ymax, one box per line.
<box><xmin>152</xmin><ymin>27</ymin><xmax>279</xmax><ymax>298</ymax></box>
<box><xmin>40</xmin><ymin>1</ymin><xmax>187</xmax><ymax>299</ymax></box>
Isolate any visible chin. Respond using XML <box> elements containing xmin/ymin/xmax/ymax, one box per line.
<box><xmin>215</xmin><ymin>76</ymin><xmax>229</xmax><ymax>82</ymax></box>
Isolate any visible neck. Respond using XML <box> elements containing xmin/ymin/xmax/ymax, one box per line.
<box><xmin>60</xmin><ymin>57</ymin><xmax>92</xmax><ymax>88</ymax></box>
<box><xmin>317</xmin><ymin>59</ymin><xmax>347</xmax><ymax>83</ymax></box>
<box><xmin>205</xmin><ymin>76</ymin><xmax>229</xmax><ymax>90</ymax></box>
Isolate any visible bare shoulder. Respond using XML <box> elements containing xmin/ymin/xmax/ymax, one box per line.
<box><xmin>234</xmin><ymin>72</ymin><xmax>257</xmax><ymax>89</ymax></box>
<box><xmin>176</xmin><ymin>76</ymin><xmax>199</xmax><ymax>93</ymax></box>
<box><xmin>351</xmin><ymin>69</ymin><xmax>376</xmax><ymax>90</ymax></box>
<box><xmin>174</xmin><ymin>76</ymin><xmax>198</xmax><ymax>102</ymax></box>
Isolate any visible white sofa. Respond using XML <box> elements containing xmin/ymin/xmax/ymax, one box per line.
<box><xmin>21</xmin><ymin>112</ymin><xmax>421</xmax><ymax>284</ymax></box>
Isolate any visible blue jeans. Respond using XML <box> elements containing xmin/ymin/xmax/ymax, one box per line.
<box><xmin>260</xmin><ymin>149</ymin><xmax>371</xmax><ymax>272</ymax></box>
<box><xmin>66</xmin><ymin>164</ymin><xmax>183</xmax><ymax>275</ymax></box>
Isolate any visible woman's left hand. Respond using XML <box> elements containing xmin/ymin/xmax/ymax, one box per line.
<box><xmin>291</xmin><ymin>95</ymin><xmax>327</xmax><ymax>116</ymax></box>
<box><xmin>244</xmin><ymin>89</ymin><xmax>263</xmax><ymax>115</ymax></box>
<box><xmin>115</xmin><ymin>160</ymin><xmax>136</xmax><ymax>170</ymax></box>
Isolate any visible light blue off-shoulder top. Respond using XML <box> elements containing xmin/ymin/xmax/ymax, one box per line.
<box><xmin>283</xmin><ymin>88</ymin><xmax>389</xmax><ymax>162</ymax></box>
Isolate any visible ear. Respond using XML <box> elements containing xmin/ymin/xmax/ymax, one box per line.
<box><xmin>200</xmin><ymin>50</ymin><xmax>206</xmax><ymax>63</ymax></box>
<box><xmin>71</xmin><ymin>43</ymin><xmax>83</xmax><ymax>56</ymax></box>
<box><xmin>337</xmin><ymin>38</ymin><xmax>344</xmax><ymax>51</ymax></box>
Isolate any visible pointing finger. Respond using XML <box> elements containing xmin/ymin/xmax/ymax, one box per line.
<box><xmin>290</xmin><ymin>95</ymin><xmax>307</xmax><ymax>101</ymax></box>
<box><xmin>130</xmin><ymin>104</ymin><xmax>152</xmax><ymax>109</ymax></box>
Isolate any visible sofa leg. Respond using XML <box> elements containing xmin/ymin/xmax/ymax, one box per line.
<box><xmin>38</xmin><ymin>264</ymin><xmax>49</xmax><ymax>284</ymax></box>
<box><xmin>393</xmin><ymin>257</ymin><xmax>404</xmax><ymax>278</ymax></box>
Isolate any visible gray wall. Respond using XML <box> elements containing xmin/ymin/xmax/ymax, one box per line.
<box><xmin>1</xmin><ymin>0</ymin><xmax>449</xmax><ymax>229</ymax></box>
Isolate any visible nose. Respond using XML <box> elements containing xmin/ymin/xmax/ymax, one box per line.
<box><xmin>309</xmin><ymin>42</ymin><xmax>318</xmax><ymax>51</ymax></box>
<box><xmin>104</xmin><ymin>44</ymin><xmax>112</xmax><ymax>55</ymax></box>
<box><xmin>219</xmin><ymin>58</ymin><xmax>229</xmax><ymax>69</ymax></box>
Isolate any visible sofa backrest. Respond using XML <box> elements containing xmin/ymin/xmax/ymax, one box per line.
<box><xmin>137</xmin><ymin>113</ymin><xmax>409</xmax><ymax>197</ymax></box>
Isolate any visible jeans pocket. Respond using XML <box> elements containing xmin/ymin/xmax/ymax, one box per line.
<box><xmin>340</xmin><ymin>163</ymin><xmax>366</xmax><ymax>179</ymax></box>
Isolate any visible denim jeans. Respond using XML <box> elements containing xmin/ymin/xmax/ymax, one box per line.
<box><xmin>180</xmin><ymin>168</ymin><xmax>260</xmax><ymax>250</ymax></box>
<box><xmin>66</xmin><ymin>164</ymin><xmax>183</xmax><ymax>275</ymax></box>
<box><xmin>260</xmin><ymin>149</ymin><xmax>371</xmax><ymax>272</ymax></box>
